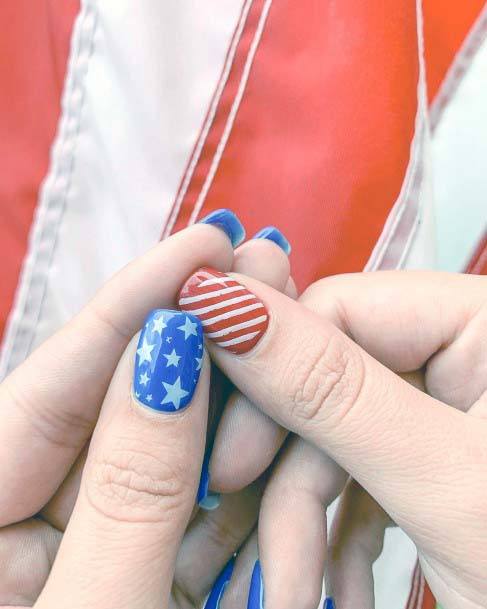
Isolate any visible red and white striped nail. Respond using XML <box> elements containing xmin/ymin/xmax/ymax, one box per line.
<box><xmin>178</xmin><ymin>268</ymin><xmax>269</xmax><ymax>355</ymax></box>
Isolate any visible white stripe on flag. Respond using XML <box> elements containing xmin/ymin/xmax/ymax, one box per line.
<box><xmin>190</xmin><ymin>293</ymin><xmax>256</xmax><ymax>315</ymax></box>
<box><xmin>199</xmin><ymin>276</ymin><xmax>234</xmax><ymax>288</ymax></box>
<box><xmin>206</xmin><ymin>315</ymin><xmax>268</xmax><ymax>338</ymax></box>
<box><xmin>179</xmin><ymin>285</ymin><xmax>245</xmax><ymax>305</ymax></box>
<box><xmin>217</xmin><ymin>330</ymin><xmax>260</xmax><ymax>347</ymax></box>
<box><xmin>202</xmin><ymin>303</ymin><xmax>265</xmax><ymax>326</ymax></box>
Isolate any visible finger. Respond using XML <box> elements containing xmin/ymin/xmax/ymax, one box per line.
<box><xmin>208</xmin><ymin>236</ymin><xmax>292</xmax><ymax>493</ymax></box>
<box><xmin>220</xmin><ymin>530</ymin><xmax>259</xmax><ymax>609</ymax></box>
<box><xmin>41</xmin><ymin>229</ymin><xmax>292</xmax><ymax>525</ymax></box>
<box><xmin>178</xmin><ymin>269</ymin><xmax>486</xmax><ymax>550</ymax></box>
<box><xmin>0</xmin><ymin>518</ymin><xmax>61</xmax><ymax>606</ymax></box>
<box><xmin>0</xmin><ymin>223</ymin><xmax>234</xmax><ymax>526</ymax></box>
<box><xmin>300</xmin><ymin>271</ymin><xmax>487</xmax><ymax>412</ymax></box>
<box><xmin>36</xmin><ymin>310</ymin><xmax>209</xmax><ymax>609</ymax></box>
<box><xmin>259</xmin><ymin>437</ymin><xmax>347</xmax><ymax>609</ymax></box>
<box><xmin>175</xmin><ymin>480</ymin><xmax>263</xmax><ymax>603</ymax></box>
<box><xmin>327</xmin><ymin>480</ymin><xmax>391</xmax><ymax>609</ymax></box>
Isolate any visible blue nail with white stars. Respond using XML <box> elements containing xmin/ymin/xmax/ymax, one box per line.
<box><xmin>247</xmin><ymin>560</ymin><xmax>264</xmax><ymax>609</ymax></box>
<box><xmin>198</xmin><ymin>209</ymin><xmax>246</xmax><ymax>248</ymax></box>
<box><xmin>133</xmin><ymin>310</ymin><xmax>203</xmax><ymax>412</ymax></box>
<box><xmin>252</xmin><ymin>226</ymin><xmax>291</xmax><ymax>255</ymax></box>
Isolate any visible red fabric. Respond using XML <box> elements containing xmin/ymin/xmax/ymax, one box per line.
<box><xmin>465</xmin><ymin>232</ymin><xmax>487</xmax><ymax>275</ymax></box>
<box><xmin>0</xmin><ymin>0</ymin><xmax>79</xmax><ymax>340</ymax></box>
<box><xmin>423</xmin><ymin>0</ymin><xmax>486</xmax><ymax>103</ymax></box>
<box><xmin>170</xmin><ymin>0</ymin><xmax>419</xmax><ymax>292</ymax></box>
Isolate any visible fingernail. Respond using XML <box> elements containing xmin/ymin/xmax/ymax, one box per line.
<box><xmin>133</xmin><ymin>310</ymin><xmax>203</xmax><ymax>412</ymax></box>
<box><xmin>247</xmin><ymin>560</ymin><xmax>264</xmax><ymax>609</ymax></box>
<box><xmin>203</xmin><ymin>556</ymin><xmax>236</xmax><ymax>609</ymax></box>
<box><xmin>198</xmin><ymin>453</ymin><xmax>221</xmax><ymax>510</ymax></box>
<box><xmin>199</xmin><ymin>209</ymin><xmax>246</xmax><ymax>248</ymax></box>
<box><xmin>323</xmin><ymin>598</ymin><xmax>336</xmax><ymax>609</ymax></box>
<box><xmin>252</xmin><ymin>226</ymin><xmax>291</xmax><ymax>255</ymax></box>
<box><xmin>179</xmin><ymin>268</ymin><xmax>269</xmax><ymax>355</ymax></box>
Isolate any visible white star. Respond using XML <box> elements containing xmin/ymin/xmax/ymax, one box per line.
<box><xmin>136</xmin><ymin>337</ymin><xmax>155</xmax><ymax>364</ymax></box>
<box><xmin>198</xmin><ymin>344</ymin><xmax>203</xmax><ymax>350</ymax></box>
<box><xmin>135</xmin><ymin>391</ymin><xmax>140</xmax><ymax>398</ymax></box>
<box><xmin>166</xmin><ymin>337</ymin><xmax>172</xmax><ymax>343</ymax></box>
<box><xmin>195</xmin><ymin>357</ymin><xmax>202</xmax><ymax>371</ymax></box>
<box><xmin>161</xmin><ymin>377</ymin><xmax>189</xmax><ymax>410</ymax></box>
<box><xmin>147</xmin><ymin>394</ymin><xmax>153</xmax><ymax>402</ymax></box>
<box><xmin>164</xmin><ymin>348</ymin><xmax>181</xmax><ymax>368</ymax></box>
<box><xmin>152</xmin><ymin>315</ymin><xmax>167</xmax><ymax>334</ymax></box>
<box><xmin>177</xmin><ymin>316</ymin><xmax>198</xmax><ymax>340</ymax></box>
<box><xmin>139</xmin><ymin>371</ymin><xmax>150</xmax><ymax>386</ymax></box>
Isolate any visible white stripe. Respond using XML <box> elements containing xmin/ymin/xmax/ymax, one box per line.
<box><xmin>190</xmin><ymin>294</ymin><xmax>255</xmax><ymax>315</ymax></box>
<box><xmin>179</xmin><ymin>285</ymin><xmax>245</xmax><ymax>305</ymax></box>
<box><xmin>216</xmin><ymin>330</ymin><xmax>260</xmax><ymax>347</ymax></box>
<box><xmin>199</xmin><ymin>276</ymin><xmax>233</xmax><ymax>288</ymax></box>
<box><xmin>202</xmin><ymin>303</ymin><xmax>264</xmax><ymax>326</ymax></box>
<box><xmin>188</xmin><ymin>0</ymin><xmax>274</xmax><ymax>225</ymax></box>
<box><xmin>206</xmin><ymin>315</ymin><xmax>267</xmax><ymax>338</ymax></box>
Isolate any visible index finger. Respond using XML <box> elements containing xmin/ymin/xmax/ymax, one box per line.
<box><xmin>0</xmin><ymin>223</ymin><xmax>233</xmax><ymax>526</ymax></box>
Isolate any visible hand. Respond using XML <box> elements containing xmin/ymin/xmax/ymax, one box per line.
<box><xmin>178</xmin><ymin>269</ymin><xmax>487</xmax><ymax>609</ymax></box>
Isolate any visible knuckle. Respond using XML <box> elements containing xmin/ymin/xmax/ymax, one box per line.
<box><xmin>285</xmin><ymin>331</ymin><xmax>365</xmax><ymax>427</ymax></box>
<box><xmin>202</xmin><ymin>511</ymin><xmax>244</xmax><ymax>551</ymax></box>
<box><xmin>85</xmin><ymin>445</ymin><xmax>192</xmax><ymax>523</ymax></box>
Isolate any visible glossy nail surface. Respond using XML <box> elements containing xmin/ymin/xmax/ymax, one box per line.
<box><xmin>253</xmin><ymin>226</ymin><xmax>291</xmax><ymax>255</ymax></box>
<box><xmin>133</xmin><ymin>310</ymin><xmax>203</xmax><ymax>412</ymax></box>
<box><xmin>179</xmin><ymin>268</ymin><xmax>269</xmax><ymax>355</ymax></box>
<box><xmin>203</xmin><ymin>557</ymin><xmax>236</xmax><ymax>609</ymax></box>
<box><xmin>198</xmin><ymin>453</ymin><xmax>221</xmax><ymax>510</ymax></box>
<box><xmin>247</xmin><ymin>560</ymin><xmax>264</xmax><ymax>609</ymax></box>
<box><xmin>323</xmin><ymin>598</ymin><xmax>336</xmax><ymax>609</ymax></box>
<box><xmin>199</xmin><ymin>209</ymin><xmax>246</xmax><ymax>248</ymax></box>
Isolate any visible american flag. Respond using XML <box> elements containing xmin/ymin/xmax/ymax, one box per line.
<box><xmin>179</xmin><ymin>267</ymin><xmax>269</xmax><ymax>355</ymax></box>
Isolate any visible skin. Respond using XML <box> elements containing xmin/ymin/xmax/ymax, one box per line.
<box><xmin>0</xmin><ymin>224</ymin><xmax>293</xmax><ymax>608</ymax></box>
<box><xmin>199</xmin><ymin>271</ymin><xmax>487</xmax><ymax>609</ymax></box>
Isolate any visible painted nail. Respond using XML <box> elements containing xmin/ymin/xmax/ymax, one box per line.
<box><xmin>179</xmin><ymin>268</ymin><xmax>269</xmax><ymax>355</ymax></box>
<box><xmin>197</xmin><ymin>453</ymin><xmax>221</xmax><ymax>510</ymax></box>
<box><xmin>133</xmin><ymin>309</ymin><xmax>203</xmax><ymax>412</ymax></box>
<box><xmin>323</xmin><ymin>598</ymin><xmax>336</xmax><ymax>609</ymax></box>
<box><xmin>199</xmin><ymin>209</ymin><xmax>246</xmax><ymax>248</ymax></box>
<box><xmin>252</xmin><ymin>226</ymin><xmax>291</xmax><ymax>255</ymax></box>
<box><xmin>203</xmin><ymin>556</ymin><xmax>236</xmax><ymax>609</ymax></box>
<box><xmin>247</xmin><ymin>560</ymin><xmax>264</xmax><ymax>609</ymax></box>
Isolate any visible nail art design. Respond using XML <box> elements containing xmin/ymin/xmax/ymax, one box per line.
<box><xmin>179</xmin><ymin>268</ymin><xmax>269</xmax><ymax>355</ymax></box>
<box><xmin>199</xmin><ymin>209</ymin><xmax>246</xmax><ymax>248</ymax></box>
<box><xmin>203</xmin><ymin>556</ymin><xmax>236</xmax><ymax>609</ymax></box>
<box><xmin>323</xmin><ymin>598</ymin><xmax>336</xmax><ymax>609</ymax></box>
<box><xmin>253</xmin><ymin>226</ymin><xmax>291</xmax><ymax>255</ymax></box>
<box><xmin>247</xmin><ymin>560</ymin><xmax>264</xmax><ymax>609</ymax></box>
<box><xmin>133</xmin><ymin>310</ymin><xmax>203</xmax><ymax>412</ymax></box>
<box><xmin>198</xmin><ymin>453</ymin><xmax>221</xmax><ymax>510</ymax></box>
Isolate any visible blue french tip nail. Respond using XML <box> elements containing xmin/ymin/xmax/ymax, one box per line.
<box><xmin>204</xmin><ymin>557</ymin><xmax>236</xmax><ymax>609</ymax></box>
<box><xmin>199</xmin><ymin>209</ymin><xmax>246</xmax><ymax>248</ymax></box>
<box><xmin>198</xmin><ymin>454</ymin><xmax>221</xmax><ymax>510</ymax></box>
<box><xmin>247</xmin><ymin>560</ymin><xmax>264</xmax><ymax>609</ymax></box>
<box><xmin>323</xmin><ymin>597</ymin><xmax>336</xmax><ymax>609</ymax></box>
<box><xmin>252</xmin><ymin>226</ymin><xmax>291</xmax><ymax>255</ymax></box>
<box><xmin>133</xmin><ymin>310</ymin><xmax>203</xmax><ymax>412</ymax></box>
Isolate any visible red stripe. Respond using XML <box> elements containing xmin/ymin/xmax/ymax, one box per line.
<box><xmin>179</xmin><ymin>268</ymin><xmax>269</xmax><ymax>355</ymax></box>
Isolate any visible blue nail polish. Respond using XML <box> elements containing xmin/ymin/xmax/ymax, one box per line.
<box><xmin>252</xmin><ymin>226</ymin><xmax>291</xmax><ymax>255</ymax></box>
<box><xmin>133</xmin><ymin>310</ymin><xmax>203</xmax><ymax>412</ymax></box>
<box><xmin>198</xmin><ymin>453</ymin><xmax>221</xmax><ymax>510</ymax></box>
<box><xmin>199</xmin><ymin>209</ymin><xmax>246</xmax><ymax>248</ymax></box>
<box><xmin>323</xmin><ymin>597</ymin><xmax>336</xmax><ymax>609</ymax></box>
<box><xmin>204</xmin><ymin>556</ymin><xmax>236</xmax><ymax>609</ymax></box>
<box><xmin>247</xmin><ymin>560</ymin><xmax>264</xmax><ymax>609</ymax></box>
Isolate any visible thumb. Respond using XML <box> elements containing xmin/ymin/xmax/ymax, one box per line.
<box><xmin>178</xmin><ymin>269</ymin><xmax>485</xmax><ymax>543</ymax></box>
<box><xmin>36</xmin><ymin>310</ymin><xmax>208</xmax><ymax>609</ymax></box>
